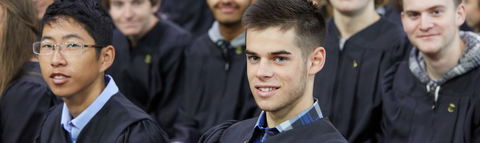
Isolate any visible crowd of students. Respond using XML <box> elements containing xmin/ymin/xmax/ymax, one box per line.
<box><xmin>0</xmin><ymin>0</ymin><xmax>479</xmax><ymax>142</ymax></box>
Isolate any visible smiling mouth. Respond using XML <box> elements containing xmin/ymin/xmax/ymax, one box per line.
<box><xmin>258</xmin><ymin>87</ymin><xmax>279</xmax><ymax>92</ymax></box>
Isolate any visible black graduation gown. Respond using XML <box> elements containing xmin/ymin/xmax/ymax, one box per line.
<box><xmin>199</xmin><ymin>117</ymin><xmax>348</xmax><ymax>143</ymax></box>
<box><xmin>381</xmin><ymin>62</ymin><xmax>480</xmax><ymax>143</ymax></box>
<box><xmin>106</xmin><ymin>19</ymin><xmax>192</xmax><ymax>137</ymax></box>
<box><xmin>0</xmin><ymin>62</ymin><xmax>63</xmax><ymax>143</ymax></box>
<box><xmin>172</xmin><ymin>34</ymin><xmax>261</xmax><ymax>142</ymax></box>
<box><xmin>35</xmin><ymin>92</ymin><xmax>169</xmax><ymax>143</ymax></box>
<box><xmin>159</xmin><ymin>0</ymin><xmax>214</xmax><ymax>36</ymax></box>
<box><xmin>313</xmin><ymin>17</ymin><xmax>411</xmax><ymax>143</ymax></box>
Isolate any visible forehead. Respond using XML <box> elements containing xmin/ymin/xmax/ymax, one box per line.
<box><xmin>246</xmin><ymin>27</ymin><xmax>300</xmax><ymax>54</ymax></box>
<box><xmin>403</xmin><ymin>0</ymin><xmax>452</xmax><ymax>11</ymax></box>
<box><xmin>42</xmin><ymin>17</ymin><xmax>93</xmax><ymax>42</ymax></box>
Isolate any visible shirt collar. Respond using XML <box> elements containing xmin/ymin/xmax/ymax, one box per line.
<box><xmin>61</xmin><ymin>74</ymin><xmax>119</xmax><ymax>136</ymax></box>
<box><xmin>208</xmin><ymin>21</ymin><xmax>246</xmax><ymax>48</ymax></box>
<box><xmin>254</xmin><ymin>98</ymin><xmax>323</xmax><ymax>133</ymax></box>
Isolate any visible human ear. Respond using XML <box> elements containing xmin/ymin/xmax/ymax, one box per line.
<box><xmin>308</xmin><ymin>47</ymin><xmax>326</xmax><ymax>75</ymax></box>
<box><xmin>99</xmin><ymin>45</ymin><xmax>115</xmax><ymax>73</ymax></box>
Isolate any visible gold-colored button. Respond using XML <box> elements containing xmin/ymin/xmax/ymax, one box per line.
<box><xmin>244</xmin><ymin>140</ymin><xmax>248</xmax><ymax>143</ymax></box>
<box><xmin>145</xmin><ymin>54</ymin><xmax>151</xmax><ymax>64</ymax></box>
<box><xmin>236</xmin><ymin>46</ymin><xmax>243</xmax><ymax>54</ymax></box>
<box><xmin>353</xmin><ymin>60</ymin><xmax>358</xmax><ymax>69</ymax></box>
<box><xmin>448</xmin><ymin>103</ymin><xmax>455</xmax><ymax>113</ymax></box>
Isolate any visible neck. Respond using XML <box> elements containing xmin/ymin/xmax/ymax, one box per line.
<box><xmin>63</xmin><ymin>74</ymin><xmax>106</xmax><ymax>118</ymax></box>
<box><xmin>333</xmin><ymin>2</ymin><xmax>380</xmax><ymax>39</ymax></box>
<box><xmin>127</xmin><ymin>15</ymin><xmax>159</xmax><ymax>47</ymax></box>
<box><xmin>265</xmin><ymin>82</ymin><xmax>314</xmax><ymax>128</ymax></box>
<box><xmin>219</xmin><ymin>22</ymin><xmax>244</xmax><ymax>42</ymax></box>
<box><xmin>423</xmin><ymin>36</ymin><xmax>465</xmax><ymax>80</ymax></box>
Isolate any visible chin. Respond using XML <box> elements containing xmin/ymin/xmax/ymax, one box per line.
<box><xmin>119</xmin><ymin>28</ymin><xmax>141</xmax><ymax>36</ymax></box>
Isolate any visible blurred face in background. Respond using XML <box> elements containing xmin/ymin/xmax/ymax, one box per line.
<box><xmin>109</xmin><ymin>0</ymin><xmax>158</xmax><ymax>37</ymax></box>
<box><xmin>465</xmin><ymin>0</ymin><xmax>480</xmax><ymax>30</ymax></box>
<box><xmin>207</xmin><ymin>0</ymin><xmax>251</xmax><ymax>26</ymax></box>
<box><xmin>329</xmin><ymin>0</ymin><xmax>373</xmax><ymax>15</ymax></box>
<box><xmin>33</xmin><ymin>0</ymin><xmax>54</xmax><ymax>20</ymax></box>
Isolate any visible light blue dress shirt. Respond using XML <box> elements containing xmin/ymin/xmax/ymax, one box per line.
<box><xmin>60</xmin><ymin>75</ymin><xmax>119</xmax><ymax>143</ymax></box>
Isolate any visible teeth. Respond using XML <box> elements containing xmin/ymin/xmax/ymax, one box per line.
<box><xmin>259</xmin><ymin>88</ymin><xmax>276</xmax><ymax>92</ymax></box>
<box><xmin>54</xmin><ymin>75</ymin><xmax>65</xmax><ymax>79</ymax></box>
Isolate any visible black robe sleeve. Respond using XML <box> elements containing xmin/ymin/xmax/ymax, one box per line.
<box><xmin>116</xmin><ymin>119</ymin><xmax>169</xmax><ymax>143</ymax></box>
<box><xmin>0</xmin><ymin>70</ymin><xmax>62</xmax><ymax>143</ymax></box>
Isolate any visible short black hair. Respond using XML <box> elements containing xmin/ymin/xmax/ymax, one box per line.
<box><xmin>242</xmin><ymin>0</ymin><xmax>326</xmax><ymax>58</ymax></box>
<box><xmin>41</xmin><ymin>0</ymin><xmax>113</xmax><ymax>58</ymax></box>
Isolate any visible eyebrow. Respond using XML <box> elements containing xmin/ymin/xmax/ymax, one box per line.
<box><xmin>405</xmin><ymin>5</ymin><xmax>445</xmax><ymax>13</ymax></box>
<box><xmin>40</xmin><ymin>34</ymin><xmax>84</xmax><ymax>42</ymax></box>
<box><xmin>269</xmin><ymin>50</ymin><xmax>292</xmax><ymax>55</ymax></box>
<box><xmin>244</xmin><ymin>50</ymin><xmax>292</xmax><ymax>55</ymax></box>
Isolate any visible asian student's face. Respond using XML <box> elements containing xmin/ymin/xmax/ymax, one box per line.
<box><xmin>402</xmin><ymin>0</ymin><xmax>465</xmax><ymax>55</ymax></box>
<box><xmin>38</xmin><ymin>17</ymin><xmax>111</xmax><ymax>97</ymax></box>
<box><xmin>109</xmin><ymin>0</ymin><xmax>158</xmax><ymax>37</ymax></box>
<box><xmin>245</xmin><ymin>28</ymin><xmax>325</xmax><ymax>112</ymax></box>
<box><xmin>207</xmin><ymin>0</ymin><xmax>251</xmax><ymax>25</ymax></box>
<box><xmin>465</xmin><ymin>0</ymin><xmax>480</xmax><ymax>29</ymax></box>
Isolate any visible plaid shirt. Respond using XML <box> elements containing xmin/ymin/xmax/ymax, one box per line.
<box><xmin>251</xmin><ymin>99</ymin><xmax>323</xmax><ymax>143</ymax></box>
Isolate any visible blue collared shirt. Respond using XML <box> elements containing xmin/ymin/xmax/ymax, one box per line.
<box><xmin>61</xmin><ymin>75</ymin><xmax>119</xmax><ymax>143</ymax></box>
<box><xmin>252</xmin><ymin>99</ymin><xmax>323</xmax><ymax>143</ymax></box>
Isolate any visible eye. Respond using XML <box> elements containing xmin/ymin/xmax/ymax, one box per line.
<box><xmin>248</xmin><ymin>56</ymin><xmax>260</xmax><ymax>62</ymax></box>
<box><xmin>41</xmin><ymin>44</ymin><xmax>53</xmax><ymax>48</ymax></box>
<box><xmin>408</xmin><ymin>12</ymin><xmax>419</xmax><ymax>18</ymax></box>
<box><xmin>66</xmin><ymin>43</ymin><xmax>80</xmax><ymax>48</ymax></box>
<box><xmin>133</xmin><ymin>0</ymin><xmax>143</xmax><ymax>5</ymax></box>
<box><xmin>112</xmin><ymin>1</ymin><xmax>123</xmax><ymax>7</ymax></box>
<box><xmin>275</xmin><ymin>57</ymin><xmax>287</xmax><ymax>62</ymax></box>
<box><xmin>433</xmin><ymin>10</ymin><xmax>442</xmax><ymax>15</ymax></box>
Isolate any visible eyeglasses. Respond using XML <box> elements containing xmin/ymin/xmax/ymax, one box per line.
<box><xmin>33</xmin><ymin>41</ymin><xmax>106</xmax><ymax>55</ymax></box>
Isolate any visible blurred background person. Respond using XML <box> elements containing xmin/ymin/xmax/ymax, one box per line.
<box><xmin>102</xmin><ymin>0</ymin><xmax>192</xmax><ymax>138</ymax></box>
<box><xmin>311</xmin><ymin>0</ymin><xmax>411</xmax><ymax>142</ymax></box>
<box><xmin>32</xmin><ymin>0</ymin><xmax>54</xmax><ymax>20</ymax></box>
<box><xmin>159</xmin><ymin>0</ymin><xmax>214</xmax><ymax>37</ymax></box>
<box><xmin>465</xmin><ymin>0</ymin><xmax>480</xmax><ymax>33</ymax></box>
<box><xmin>0</xmin><ymin>0</ymin><xmax>62</xmax><ymax>142</ymax></box>
<box><xmin>381</xmin><ymin>0</ymin><xmax>480</xmax><ymax>142</ymax></box>
<box><xmin>172</xmin><ymin>0</ymin><xmax>260</xmax><ymax>142</ymax></box>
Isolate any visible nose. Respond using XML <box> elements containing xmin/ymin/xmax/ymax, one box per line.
<box><xmin>255</xmin><ymin>60</ymin><xmax>273</xmax><ymax>80</ymax></box>
<box><xmin>419</xmin><ymin>15</ymin><xmax>434</xmax><ymax>31</ymax></box>
<box><xmin>123</xmin><ymin>4</ymin><xmax>134</xmax><ymax>19</ymax></box>
<box><xmin>50</xmin><ymin>47</ymin><xmax>67</xmax><ymax>67</ymax></box>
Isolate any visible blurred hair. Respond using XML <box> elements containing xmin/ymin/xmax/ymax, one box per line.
<box><xmin>242</xmin><ymin>0</ymin><xmax>327</xmax><ymax>59</ymax></box>
<box><xmin>0</xmin><ymin>0</ymin><xmax>40</xmax><ymax>96</ymax></box>
<box><xmin>41</xmin><ymin>0</ymin><xmax>114</xmax><ymax>58</ymax></box>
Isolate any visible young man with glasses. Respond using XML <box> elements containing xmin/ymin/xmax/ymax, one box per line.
<box><xmin>33</xmin><ymin>0</ymin><xmax>168</xmax><ymax>142</ymax></box>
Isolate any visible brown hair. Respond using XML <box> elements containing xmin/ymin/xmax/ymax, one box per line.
<box><xmin>242</xmin><ymin>0</ymin><xmax>327</xmax><ymax>58</ymax></box>
<box><xmin>102</xmin><ymin>0</ymin><xmax>159</xmax><ymax>9</ymax></box>
<box><xmin>0</xmin><ymin>0</ymin><xmax>39</xmax><ymax>96</ymax></box>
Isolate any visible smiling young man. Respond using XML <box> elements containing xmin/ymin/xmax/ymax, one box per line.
<box><xmin>34</xmin><ymin>0</ymin><xmax>168</xmax><ymax>142</ymax></box>
<box><xmin>198</xmin><ymin>0</ymin><xmax>347</xmax><ymax>143</ymax></box>
<box><xmin>101</xmin><ymin>0</ymin><xmax>192</xmax><ymax>137</ymax></box>
<box><xmin>381</xmin><ymin>0</ymin><xmax>480</xmax><ymax>142</ymax></box>
<box><xmin>172</xmin><ymin>0</ymin><xmax>260</xmax><ymax>142</ymax></box>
